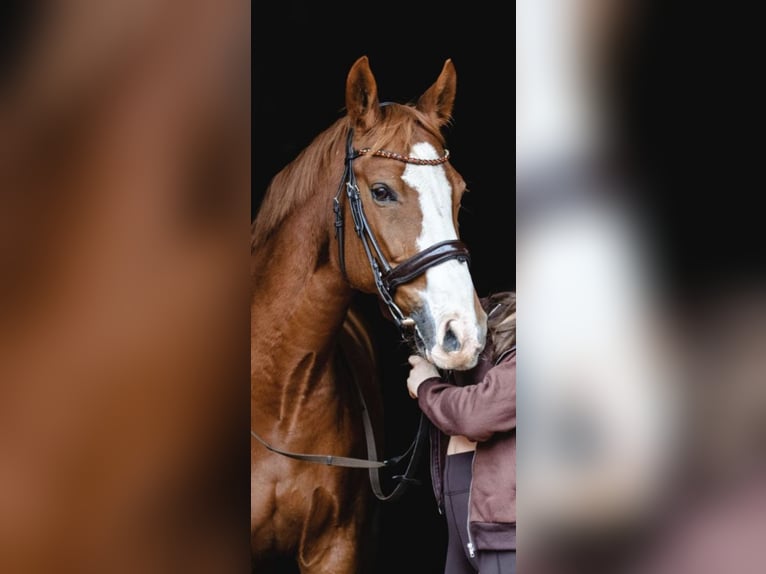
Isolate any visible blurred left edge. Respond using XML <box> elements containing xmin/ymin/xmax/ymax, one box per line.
<box><xmin>0</xmin><ymin>1</ymin><xmax>251</xmax><ymax>572</ymax></box>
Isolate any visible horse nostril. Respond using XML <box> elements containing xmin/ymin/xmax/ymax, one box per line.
<box><xmin>442</xmin><ymin>322</ymin><xmax>461</xmax><ymax>353</ymax></box>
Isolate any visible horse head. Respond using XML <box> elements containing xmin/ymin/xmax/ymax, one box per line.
<box><xmin>335</xmin><ymin>56</ymin><xmax>487</xmax><ymax>371</ymax></box>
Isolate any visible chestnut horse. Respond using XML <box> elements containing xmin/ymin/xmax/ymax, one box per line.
<box><xmin>251</xmin><ymin>56</ymin><xmax>487</xmax><ymax>573</ymax></box>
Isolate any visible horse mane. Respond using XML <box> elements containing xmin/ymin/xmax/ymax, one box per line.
<box><xmin>251</xmin><ymin>103</ymin><xmax>445</xmax><ymax>252</ymax></box>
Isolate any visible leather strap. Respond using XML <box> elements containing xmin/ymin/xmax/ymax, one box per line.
<box><xmin>383</xmin><ymin>239</ymin><xmax>470</xmax><ymax>292</ymax></box>
<box><xmin>251</xmin><ymin>386</ymin><xmax>430</xmax><ymax>501</ymax></box>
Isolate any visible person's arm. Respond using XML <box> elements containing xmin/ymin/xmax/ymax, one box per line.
<box><xmin>408</xmin><ymin>354</ymin><xmax>516</xmax><ymax>442</ymax></box>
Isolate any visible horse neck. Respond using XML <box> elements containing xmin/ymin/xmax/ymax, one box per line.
<box><xmin>251</xmin><ymin>172</ymin><xmax>354</xmax><ymax>405</ymax></box>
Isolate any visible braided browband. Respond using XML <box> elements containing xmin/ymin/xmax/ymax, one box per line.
<box><xmin>355</xmin><ymin>147</ymin><xmax>450</xmax><ymax>166</ymax></box>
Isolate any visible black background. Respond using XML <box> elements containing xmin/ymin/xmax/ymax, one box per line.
<box><xmin>612</xmin><ymin>3</ymin><xmax>766</xmax><ymax>307</ymax></box>
<box><xmin>253</xmin><ymin>5</ymin><xmax>513</xmax><ymax>573</ymax></box>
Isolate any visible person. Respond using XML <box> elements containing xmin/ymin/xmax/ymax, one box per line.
<box><xmin>407</xmin><ymin>291</ymin><xmax>516</xmax><ymax>574</ymax></box>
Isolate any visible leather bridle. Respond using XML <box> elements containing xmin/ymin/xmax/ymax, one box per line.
<box><xmin>333</xmin><ymin>127</ymin><xmax>471</xmax><ymax>335</ymax></box>
<box><xmin>251</xmin><ymin>126</ymin><xmax>471</xmax><ymax>502</ymax></box>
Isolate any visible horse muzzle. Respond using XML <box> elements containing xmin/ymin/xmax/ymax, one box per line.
<box><xmin>416</xmin><ymin>311</ymin><xmax>486</xmax><ymax>371</ymax></box>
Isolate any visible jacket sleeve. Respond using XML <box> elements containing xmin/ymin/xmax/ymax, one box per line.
<box><xmin>416</xmin><ymin>354</ymin><xmax>516</xmax><ymax>442</ymax></box>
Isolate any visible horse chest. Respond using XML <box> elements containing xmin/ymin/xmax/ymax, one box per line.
<box><xmin>257</xmin><ymin>465</ymin><xmax>361</xmax><ymax>550</ymax></box>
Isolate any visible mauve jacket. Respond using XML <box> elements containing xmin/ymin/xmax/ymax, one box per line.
<box><xmin>416</xmin><ymin>341</ymin><xmax>516</xmax><ymax>552</ymax></box>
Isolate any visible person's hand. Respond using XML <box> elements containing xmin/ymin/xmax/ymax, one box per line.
<box><xmin>407</xmin><ymin>355</ymin><xmax>439</xmax><ymax>398</ymax></box>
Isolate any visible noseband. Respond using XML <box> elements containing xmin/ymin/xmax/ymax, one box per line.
<box><xmin>333</xmin><ymin>128</ymin><xmax>471</xmax><ymax>334</ymax></box>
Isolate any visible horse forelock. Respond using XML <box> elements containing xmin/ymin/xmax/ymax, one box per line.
<box><xmin>364</xmin><ymin>103</ymin><xmax>445</xmax><ymax>153</ymax></box>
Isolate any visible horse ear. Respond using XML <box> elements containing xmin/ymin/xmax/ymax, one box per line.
<box><xmin>345</xmin><ymin>56</ymin><xmax>380</xmax><ymax>130</ymax></box>
<box><xmin>417</xmin><ymin>59</ymin><xmax>457</xmax><ymax>126</ymax></box>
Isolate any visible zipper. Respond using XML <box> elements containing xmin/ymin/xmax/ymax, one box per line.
<box><xmin>465</xmin><ymin>450</ymin><xmax>477</xmax><ymax>558</ymax></box>
<box><xmin>433</xmin><ymin>430</ymin><xmax>445</xmax><ymax>515</ymax></box>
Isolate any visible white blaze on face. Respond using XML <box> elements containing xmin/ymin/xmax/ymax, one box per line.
<box><xmin>401</xmin><ymin>142</ymin><xmax>482</xmax><ymax>367</ymax></box>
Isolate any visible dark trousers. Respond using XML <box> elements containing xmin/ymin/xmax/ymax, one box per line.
<box><xmin>443</xmin><ymin>452</ymin><xmax>516</xmax><ymax>574</ymax></box>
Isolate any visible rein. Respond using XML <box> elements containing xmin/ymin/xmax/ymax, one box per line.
<box><xmin>252</xmin><ymin>125</ymin><xmax>470</xmax><ymax>502</ymax></box>
<box><xmin>250</xmin><ymin>385</ymin><xmax>429</xmax><ymax>502</ymax></box>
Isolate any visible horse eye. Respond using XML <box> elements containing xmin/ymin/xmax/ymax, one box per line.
<box><xmin>370</xmin><ymin>183</ymin><xmax>398</xmax><ymax>203</ymax></box>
